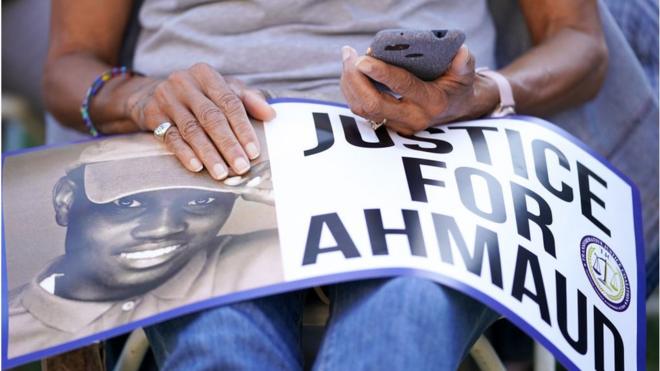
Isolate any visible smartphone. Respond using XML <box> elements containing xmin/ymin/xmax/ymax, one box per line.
<box><xmin>367</xmin><ymin>29</ymin><xmax>465</xmax><ymax>81</ymax></box>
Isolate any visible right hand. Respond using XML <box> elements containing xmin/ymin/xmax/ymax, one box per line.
<box><xmin>221</xmin><ymin>161</ymin><xmax>274</xmax><ymax>206</ymax></box>
<box><xmin>126</xmin><ymin>62</ymin><xmax>276</xmax><ymax>179</ymax></box>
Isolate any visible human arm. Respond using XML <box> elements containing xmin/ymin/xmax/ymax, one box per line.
<box><xmin>43</xmin><ymin>0</ymin><xmax>275</xmax><ymax>178</ymax></box>
<box><xmin>340</xmin><ymin>0</ymin><xmax>608</xmax><ymax>135</ymax></box>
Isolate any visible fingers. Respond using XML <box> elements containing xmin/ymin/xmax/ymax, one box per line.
<box><xmin>443</xmin><ymin>45</ymin><xmax>475</xmax><ymax>84</ymax></box>
<box><xmin>341</xmin><ymin>46</ymin><xmax>421</xmax><ymax>125</ymax></box>
<box><xmin>163</xmin><ymin>126</ymin><xmax>205</xmax><ymax>173</ymax></box>
<box><xmin>155</xmin><ymin>84</ymin><xmax>230</xmax><ymax>179</ymax></box>
<box><xmin>240</xmin><ymin>188</ymin><xmax>275</xmax><ymax>206</ymax></box>
<box><xmin>354</xmin><ymin>55</ymin><xmax>427</xmax><ymax>101</ymax></box>
<box><xmin>137</xmin><ymin>63</ymin><xmax>275</xmax><ymax>179</ymax></box>
<box><xmin>340</xmin><ymin>44</ymin><xmax>480</xmax><ymax>133</ymax></box>
<box><xmin>190</xmin><ymin>64</ymin><xmax>261</xmax><ymax>161</ymax></box>
<box><xmin>227</xmin><ymin>78</ymin><xmax>276</xmax><ymax>122</ymax></box>
<box><xmin>141</xmin><ymin>110</ymin><xmax>204</xmax><ymax>173</ymax></box>
<box><xmin>187</xmin><ymin>91</ymin><xmax>252</xmax><ymax>174</ymax></box>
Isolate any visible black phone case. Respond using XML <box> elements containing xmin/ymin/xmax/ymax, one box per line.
<box><xmin>368</xmin><ymin>29</ymin><xmax>466</xmax><ymax>81</ymax></box>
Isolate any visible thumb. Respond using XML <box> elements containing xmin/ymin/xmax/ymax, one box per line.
<box><xmin>242</xmin><ymin>89</ymin><xmax>276</xmax><ymax>121</ymax></box>
<box><xmin>446</xmin><ymin>45</ymin><xmax>474</xmax><ymax>78</ymax></box>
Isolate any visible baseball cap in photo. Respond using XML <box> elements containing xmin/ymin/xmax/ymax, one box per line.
<box><xmin>70</xmin><ymin>134</ymin><xmax>269</xmax><ymax>204</ymax></box>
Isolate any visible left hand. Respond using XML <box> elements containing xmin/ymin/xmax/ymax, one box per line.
<box><xmin>340</xmin><ymin>45</ymin><xmax>498</xmax><ymax>135</ymax></box>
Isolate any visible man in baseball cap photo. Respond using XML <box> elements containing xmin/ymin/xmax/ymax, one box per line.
<box><xmin>7</xmin><ymin>134</ymin><xmax>282</xmax><ymax>359</ymax></box>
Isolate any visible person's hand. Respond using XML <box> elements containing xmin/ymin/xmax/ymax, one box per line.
<box><xmin>218</xmin><ymin>161</ymin><xmax>274</xmax><ymax>205</ymax></box>
<box><xmin>340</xmin><ymin>45</ymin><xmax>498</xmax><ymax>135</ymax></box>
<box><xmin>125</xmin><ymin>63</ymin><xmax>276</xmax><ymax>179</ymax></box>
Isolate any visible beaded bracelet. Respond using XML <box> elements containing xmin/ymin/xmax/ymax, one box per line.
<box><xmin>80</xmin><ymin>66</ymin><xmax>141</xmax><ymax>136</ymax></box>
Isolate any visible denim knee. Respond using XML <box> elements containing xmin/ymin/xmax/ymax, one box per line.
<box><xmin>317</xmin><ymin>277</ymin><xmax>498</xmax><ymax>371</ymax></box>
<box><xmin>144</xmin><ymin>291</ymin><xmax>306</xmax><ymax>371</ymax></box>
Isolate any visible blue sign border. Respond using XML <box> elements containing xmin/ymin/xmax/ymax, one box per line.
<box><xmin>2</xmin><ymin>98</ymin><xmax>646</xmax><ymax>370</ymax></box>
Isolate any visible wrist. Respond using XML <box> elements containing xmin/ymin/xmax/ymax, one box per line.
<box><xmin>472</xmin><ymin>74</ymin><xmax>500</xmax><ymax>117</ymax></box>
<box><xmin>475</xmin><ymin>68</ymin><xmax>516</xmax><ymax>117</ymax></box>
<box><xmin>89</xmin><ymin>74</ymin><xmax>156</xmax><ymax>134</ymax></box>
<box><xmin>121</xmin><ymin>77</ymin><xmax>160</xmax><ymax>128</ymax></box>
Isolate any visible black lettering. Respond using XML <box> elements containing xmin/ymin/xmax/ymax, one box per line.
<box><xmin>400</xmin><ymin>127</ymin><xmax>453</xmax><ymax>154</ymax></box>
<box><xmin>432</xmin><ymin>213</ymin><xmax>503</xmax><ymax>288</ymax></box>
<box><xmin>449</xmin><ymin>126</ymin><xmax>498</xmax><ymax>165</ymax></box>
<box><xmin>304</xmin><ymin>112</ymin><xmax>335</xmax><ymax>156</ymax></box>
<box><xmin>577</xmin><ymin>162</ymin><xmax>611</xmax><ymax>236</ymax></box>
<box><xmin>556</xmin><ymin>271</ymin><xmax>588</xmax><ymax>354</ymax></box>
<box><xmin>341</xmin><ymin>115</ymin><xmax>394</xmax><ymax>148</ymax></box>
<box><xmin>505</xmin><ymin>128</ymin><xmax>529</xmax><ymax>179</ymax></box>
<box><xmin>532</xmin><ymin>139</ymin><xmax>574</xmax><ymax>202</ymax></box>
<box><xmin>365</xmin><ymin>209</ymin><xmax>426</xmax><ymax>257</ymax></box>
<box><xmin>402</xmin><ymin>157</ymin><xmax>446</xmax><ymax>203</ymax></box>
<box><xmin>455</xmin><ymin>167</ymin><xmax>506</xmax><ymax>223</ymax></box>
<box><xmin>594</xmin><ymin>307</ymin><xmax>624</xmax><ymax>371</ymax></box>
<box><xmin>511</xmin><ymin>182</ymin><xmax>556</xmax><ymax>258</ymax></box>
<box><xmin>511</xmin><ymin>245</ymin><xmax>551</xmax><ymax>324</ymax></box>
<box><xmin>302</xmin><ymin>213</ymin><xmax>361</xmax><ymax>265</ymax></box>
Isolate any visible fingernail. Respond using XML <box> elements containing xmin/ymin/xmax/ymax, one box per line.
<box><xmin>460</xmin><ymin>45</ymin><xmax>469</xmax><ymax>61</ymax></box>
<box><xmin>234</xmin><ymin>157</ymin><xmax>250</xmax><ymax>174</ymax></box>
<box><xmin>458</xmin><ymin>45</ymin><xmax>472</xmax><ymax>73</ymax></box>
<box><xmin>342</xmin><ymin>46</ymin><xmax>351</xmax><ymax>62</ymax></box>
<box><xmin>212</xmin><ymin>163</ymin><xmax>228</xmax><ymax>179</ymax></box>
<box><xmin>190</xmin><ymin>158</ymin><xmax>203</xmax><ymax>172</ymax></box>
<box><xmin>264</xmin><ymin>106</ymin><xmax>276</xmax><ymax>121</ymax></box>
<box><xmin>355</xmin><ymin>57</ymin><xmax>372</xmax><ymax>73</ymax></box>
<box><xmin>245</xmin><ymin>142</ymin><xmax>260</xmax><ymax>159</ymax></box>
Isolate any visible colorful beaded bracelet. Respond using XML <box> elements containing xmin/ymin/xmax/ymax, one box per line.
<box><xmin>80</xmin><ymin>66</ymin><xmax>141</xmax><ymax>137</ymax></box>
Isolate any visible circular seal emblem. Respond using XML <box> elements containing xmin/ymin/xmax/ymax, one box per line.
<box><xmin>580</xmin><ymin>236</ymin><xmax>630</xmax><ymax>312</ymax></box>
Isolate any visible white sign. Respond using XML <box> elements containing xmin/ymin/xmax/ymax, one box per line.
<box><xmin>2</xmin><ymin>99</ymin><xmax>644</xmax><ymax>370</ymax></box>
<box><xmin>265</xmin><ymin>99</ymin><xmax>644</xmax><ymax>371</ymax></box>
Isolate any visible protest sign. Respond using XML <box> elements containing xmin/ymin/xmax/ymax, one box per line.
<box><xmin>2</xmin><ymin>99</ymin><xmax>644</xmax><ymax>370</ymax></box>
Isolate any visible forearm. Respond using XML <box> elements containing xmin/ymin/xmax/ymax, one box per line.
<box><xmin>43</xmin><ymin>53</ymin><xmax>156</xmax><ymax>134</ymax></box>
<box><xmin>499</xmin><ymin>27</ymin><xmax>608</xmax><ymax>116</ymax></box>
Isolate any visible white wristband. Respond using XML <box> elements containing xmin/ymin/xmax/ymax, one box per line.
<box><xmin>476</xmin><ymin>67</ymin><xmax>516</xmax><ymax>118</ymax></box>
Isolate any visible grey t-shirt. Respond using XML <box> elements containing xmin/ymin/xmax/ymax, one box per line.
<box><xmin>134</xmin><ymin>0</ymin><xmax>496</xmax><ymax>101</ymax></box>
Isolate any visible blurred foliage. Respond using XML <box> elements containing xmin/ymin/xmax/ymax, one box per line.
<box><xmin>2</xmin><ymin>94</ymin><xmax>45</xmax><ymax>152</ymax></box>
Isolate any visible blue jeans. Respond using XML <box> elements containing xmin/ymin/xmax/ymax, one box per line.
<box><xmin>144</xmin><ymin>277</ymin><xmax>498</xmax><ymax>370</ymax></box>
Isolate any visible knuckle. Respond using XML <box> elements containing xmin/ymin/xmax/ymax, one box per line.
<box><xmin>217</xmin><ymin>93</ymin><xmax>244</xmax><ymax>116</ymax></box>
<box><xmin>164</xmin><ymin>129</ymin><xmax>182</xmax><ymax>147</ymax></box>
<box><xmin>199</xmin><ymin>102</ymin><xmax>226</xmax><ymax>124</ymax></box>
<box><xmin>410</xmin><ymin>112</ymin><xmax>430</xmax><ymax>132</ymax></box>
<box><xmin>369</xmin><ymin>66</ymin><xmax>385</xmax><ymax>81</ymax></box>
<box><xmin>216</xmin><ymin>133</ymin><xmax>239</xmax><ymax>152</ymax></box>
<box><xmin>233</xmin><ymin>121</ymin><xmax>254</xmax><ymax>138</ymax></box>
<box><xmin>394</xmin><ymin>74</ymin><xmax>415</xmax><ymax>92</ymax></box>
<box><xmin>153</xmin><ymin>82</ymin><xmax>169</xmax><ymax>102</ymax></box>
<box><xmin>196</xmin><ymin>141</ymin><xmax>217</xmax><ymax>156</ymax></box>
<box><xmin>143</xmin><ymin>101</ymin><xmax>161</xmax><ymax>120</ymax></box>
<box><xmin>350</xmin><ymin>105</ymin><xmax>365</xmax><ymax>117</ymax></box>
<box><xmin>190</xmin><ymin>62</ymin><xmax>212</xmax><ymax>74</ymax></box>
<box><xmin>173</xmin><ymin>72</ymin><xmax>196</xmax><ymax>90</ymax></box>
<box><xmin>361</xmin><ymin>99</ymin><xmax>380</xmax><ymax>117</ymax></box>
<box><xmin>400</xmin><ymin>128</ymin><xmax>414</xmax><ymax>136</ymax></box>
<box><xmin>412</xmin><ymin>121</ymin><xmax>427</xmax><ymax>132</ymax></box>
<box><xmin>178</xmin><ymin>118</ymin><xmax>202</xmax><ymax>138</ymax></box>
<box><xmin>168</xmin><ymin>70</ymin><xmax>188</xmax><ymax>84</ymax></box>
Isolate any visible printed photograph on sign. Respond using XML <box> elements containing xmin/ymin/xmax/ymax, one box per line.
<box><xmin>3</xmin><ymin>132</ymin><xmax>282</xmax><ymax>361</ymax></box>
